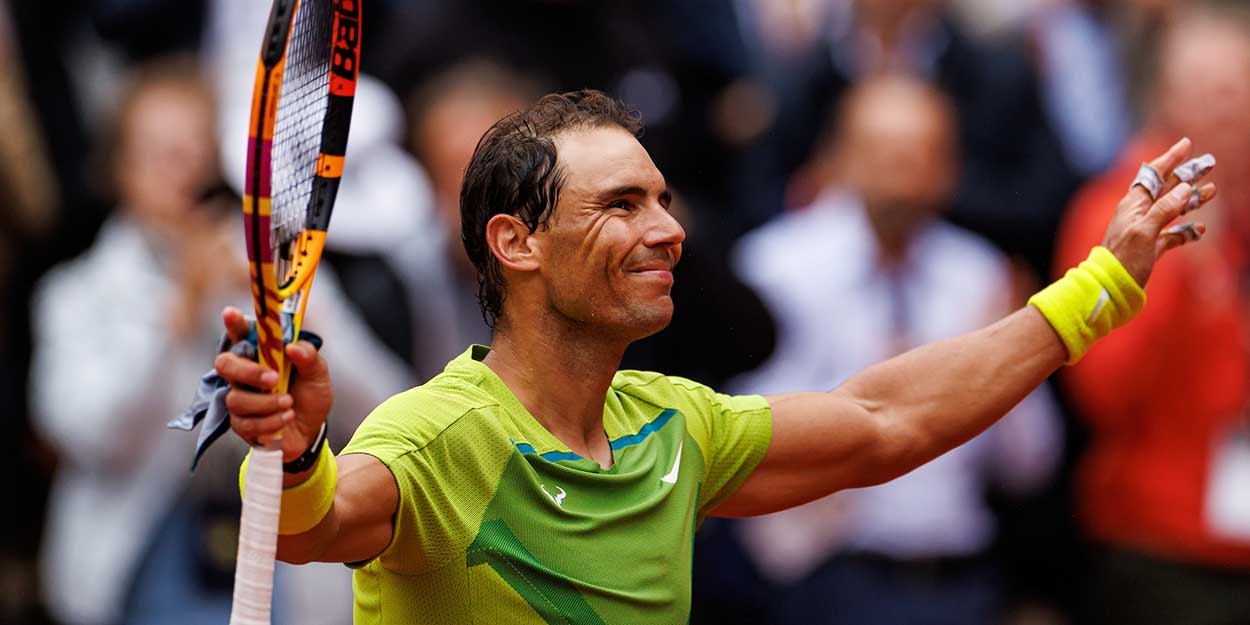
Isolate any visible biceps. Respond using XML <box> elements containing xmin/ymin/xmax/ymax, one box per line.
<box><xmin>711</xmin><ymin>391</ymin><xmax>899</xmax><ymax>517</ymax></box>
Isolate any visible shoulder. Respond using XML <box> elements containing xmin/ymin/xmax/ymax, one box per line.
<box><xmin>611</xmin><ymin>371</ymin><xmax>768</xmax><ymax>421</ymax></box>
<box><xmin>925</xmin><ymin>221</ymin><xmax>1010</xmax><ymax>279</ymax></box>
<box><xmin>912</xmin><ymin>221</ymin><xmax>1014</xmax><ymax>318</ymax></box>
<box><xmin>342</xmin><ymin>368</ymin><xmax>501</xmax><ymax>462</ymax></box>
<box><xmin>612</xmin><ymin>370</ymin><xmax>709</xmax><ymax>408</ymax></box>
<box><xmin>33</xmin><ymin>218</ymin><xmax>156</xmax><ymax>324</ymax></box>
<box><xmin>733</xmin><ymin>194</ymin><xmax>865</xmax><ymax>287</ymax></box>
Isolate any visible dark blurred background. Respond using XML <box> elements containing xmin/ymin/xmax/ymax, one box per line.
<box><xmin>4</xmin><ymin>1</ymin><xmax>1250</xmax><ymax>624</ymax></box>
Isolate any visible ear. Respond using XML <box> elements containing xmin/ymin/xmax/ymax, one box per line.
<box><xmin>485</xmin><ymin>213</ymin><xmax>542</xmax><ymax>273</ymax></box>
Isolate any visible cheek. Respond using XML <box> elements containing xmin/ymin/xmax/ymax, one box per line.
<box><xmin>577</xmin><ymin>220</ymin><xmax>632</xmax><ymax>268</ymax></box>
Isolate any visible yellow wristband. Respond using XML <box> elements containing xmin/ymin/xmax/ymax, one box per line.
<box><xmin>239</xmin><ymin>444</ymin><xmax>338</xmax><ymax>535</ymax></box>
<box><xmin>1028</xmin><ymin>246</ymin><xmax>1146</xmax><ymax>365</ymax></box>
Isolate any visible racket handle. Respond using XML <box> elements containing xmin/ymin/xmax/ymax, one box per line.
<box><xmin>230</xmin><ymin>446</ymin><xmax>284</xmax><ymax>625</ymax></box>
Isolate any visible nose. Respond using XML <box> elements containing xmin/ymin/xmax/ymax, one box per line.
<box><xmin>642</xmin><ymin>203</ymin><xmax>686</xmax><ymax>254</ymax></box>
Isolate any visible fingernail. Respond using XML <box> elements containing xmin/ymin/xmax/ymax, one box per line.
<box><xmin>278</xmin><ymin>394</ymin><xmax>293</xmax><ymax>409</ymax></box>
<box><xmin>282</xmin><ymin>410</ymin><xmax>295</xmax><ymax>423</ymax></box>
<box><xmin>261</xmin><ymin>370</ymin><xmax>278</xmax><ymax>386</ymax></box>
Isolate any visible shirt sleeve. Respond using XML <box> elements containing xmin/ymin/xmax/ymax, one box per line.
<box><xmin>340</xmin><ymin>391</ymin><xmax>511</xmax><ymax>575</ymax></box>
<box><xmin>667</xmin><ymin>377</ymin><xmax>773</xmax><ymax>519</ymax></box>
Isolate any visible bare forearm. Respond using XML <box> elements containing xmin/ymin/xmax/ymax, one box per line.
<box><xmin>840</xmin><ymin>306</ymin><xmax>1064</xmax><ymax>483</ymax></box>
<box><xmin>275</xmin><ymin>454</ymin><xmax>396</xmax><ymax>564</ymax></box>
<box><xmin>722</xmin><ymin>139</ymin><xmax>1213</xmax><ymax>518</ymax></box>
<box><xmin>276</xmin><ymin>501</ymin><xmax>341</xmax><ymax>564</ymax></box>
<box><xmin>718</xmin><ymin>307</ymin><xmax>1065</xmax><ymax>517</ymax></box>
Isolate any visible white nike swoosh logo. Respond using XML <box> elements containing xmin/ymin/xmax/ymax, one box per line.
<box><xmin>1087</xmin><ymin>288</ymin><xmax>1110</xmax><ymax>324</ymax></box>
<box><xmin>661</xmin><ymin>442</ymin><xmax>682</xmax><ymax>484</ymax></box>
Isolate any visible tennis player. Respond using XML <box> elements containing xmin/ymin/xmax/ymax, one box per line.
<box><xmin>216</xmin><ymin>90</ymin><xmax>1214</xmax><ymax>623</ymax></box>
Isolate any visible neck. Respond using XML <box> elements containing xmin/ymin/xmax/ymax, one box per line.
<box><xmin>857</xmin><ymin>6</ymin><xmax>921</xmax><ymax>50</ymax></box>
<box><xmin>867</xmin><ymin>218</ymin><xmax>914</xmax><ymax>265</ymax></box>
<box><xmin>483</xmin><ymin>313</ymin><xmax>628</xmax><ymax>468</ymax></box>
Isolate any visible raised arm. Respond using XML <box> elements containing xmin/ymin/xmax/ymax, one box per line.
<box><xmin>214</xmin><ymin>307</ymin><xmax>397</xmax><ymax>564</ymax></box>
<box><xmin>714</xmin><ymin>138</ymin><xmax>1214</xmax><ymax>517</ymax></box>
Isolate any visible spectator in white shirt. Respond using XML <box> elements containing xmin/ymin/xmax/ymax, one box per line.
<box><xmin>29</xmin><ymin>58</ymin><xmax>409</xmax><ymax>625</ymax></box>
<box><xmin>729</xmin><ymin>74</ymin><xmax>1062</xmax><ymax>625</ymax></box>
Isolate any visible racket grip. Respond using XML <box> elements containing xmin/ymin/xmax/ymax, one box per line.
<box><xmin>231</xmin><ymin>446</ymin><xmax>283</xmax><ymax>625</ymax></box>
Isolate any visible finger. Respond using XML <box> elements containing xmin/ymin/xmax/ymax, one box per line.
<box><xmin>1128</xmin><ymin>138</ymin><xmax>1194</xmax><ymax>207</ymax></box>
<box><xmin>232</xmin><ymin>409</ymin><xmax>295</xmax><ymax>441</ymax></box>
<box><xmin>1148</xmin><ymin>137</ymin><xmax>1192</xmax><ymax>180</ymax></box>
<box><xmin>1160</xmin><ymin>155</ymin><xmax>1217</xmax><ymax>202</ymax></box>
<box><xmin>1172</xmin><ymin>153</ymin><xmax>1217</xmax><ymax>185</ymax></box>
<box><xmin>1182</xmin><ymin>182</ymin><xmax>1218</xmax><ymax>215</ymax></box>
<box><xmin>222</xmin><ymin>307</ymin><xmax>251</xmax><ymax>343</ymax></box>
<box><xmin>1144</xmin><ymin>182</ymin><xmax>1192</xmax><ymax>231</ymax></box>
<box><xmin>1156</xmin><ymin>222</ymin><xmax>1207</xmax><ymax>257</ymax></box>
<box><xmin>215</xmin><ymin>352</ymin><xmax>279</xmax><ymax>389</ymax></box>
<box><xmin>286</xmin><ymin>341</ymin><xmax>328</xmax><ymax>380</ymax></box>
<box><xmin>225</xmin><ymin>388</ymin><xmax>293</xmax><ymax>417</ymax></box>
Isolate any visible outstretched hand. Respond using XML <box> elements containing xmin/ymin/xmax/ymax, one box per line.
<box><xmin>214</xmin><ymin>306</ymin><xmax>334</xmax><ymax>462</ymax></box>
<box><xmin>1102</xmin><ymin>137</ymin><xmax>1217</xmax><ymax>286</ymax></box>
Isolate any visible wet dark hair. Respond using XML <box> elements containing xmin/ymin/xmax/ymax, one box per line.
<box><xmin>459</xmin><ymin>89</ymin><xmax>642</xmax><ymax>328</ymax></box>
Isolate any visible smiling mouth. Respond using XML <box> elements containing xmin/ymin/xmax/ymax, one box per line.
<box><xmin>628</xmin><ymin>265</ymin><xmax>672</xmax><ymax>274</ymax></box>
<box><xmin>627</xmin><ymin>266</ymin><xmax>675</xmax><ymax>288</ymax></box>
<box><xmin>625</xmin><ymin>256</ymin><xmax>675</xmax><ymax>274</ymax></box>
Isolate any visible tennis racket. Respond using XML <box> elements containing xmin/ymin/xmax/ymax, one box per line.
<box><xmin>234</xmin><ymin>1</ymin><xmax>360</xmax><ymax>623</ymax></box>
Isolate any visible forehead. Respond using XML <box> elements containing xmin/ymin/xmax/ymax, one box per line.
<box><xmin>553</xmin><ymin>126</ymin><xmax>665</xmax><ymax>195</ymax></box>
<box><xmin>1165</xmin><ymin>19</ymin><xmax>1250</xmax><ymax>74</ymax></box>
<box><xmin>845</xmin><ymin>84</ymin><xmax>951</xmax><ymax>146</ymax></box>
<box><xmin>126</xmin><ymin>86</ymin><xmax>212</xmax><ymax>137</ymax></box>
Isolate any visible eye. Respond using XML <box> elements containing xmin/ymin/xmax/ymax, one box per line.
<box><xmin>607</xmin><ymin>199</ymin><xmax>633</xmax><ymax>211</ymax></box>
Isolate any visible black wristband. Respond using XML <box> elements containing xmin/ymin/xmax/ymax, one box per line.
<box><xmin>283</xmin><ymin>422</ymin><xmax>328</xmax><ymax>474</ymax></box>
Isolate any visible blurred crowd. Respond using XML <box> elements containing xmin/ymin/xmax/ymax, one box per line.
<box><xmin>2</xmin><ymin>1</ymin><xmax>1249</xmax><ymax>624</ymax></box>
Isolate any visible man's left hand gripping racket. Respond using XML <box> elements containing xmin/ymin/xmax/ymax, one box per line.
<box><xmin>235</xmin><ymin>1</ymin><xmax>360</xmax><ymax>623</ymax></box>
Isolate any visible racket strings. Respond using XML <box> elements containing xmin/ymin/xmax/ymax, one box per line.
<box><xmin>271</xmin><ymin>0</ymin><xmax>334</xmax><ymax>281</ymax></box>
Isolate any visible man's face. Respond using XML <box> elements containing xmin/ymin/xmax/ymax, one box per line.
<box><xmin>839</xmin><ymin>88</ymin><xmax>956</xmax><ymax>245</ymax></box>
<box><xmin>531</xmin><ymin>126</ymin><xmax>685</xmax><ymax>340</ymax></box>
<box><xmin>1158</xmin><ymin>18</ymin><xmax>1250</xmax><ymax>171</ymax></box>
<box><xmin>117</xmin><ymin>85</ymin><xmax>218</xmax><ymax>237</ymax></box>
<box><xmin>417</xmin><ymin>91</ymin><xmax>525</xmax><ymax>275</ymax></box>
<box><xmin>418</xmin><ymin>92</ymin><xmax>525</xmax><ymax>230</ymax></box>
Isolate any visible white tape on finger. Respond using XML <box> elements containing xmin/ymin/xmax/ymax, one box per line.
<box><xmin>1186</xmin><ymin>188</ymin><xmax>1202</xmax><ymax>214</ymax></box>
<box><xmin>1174</xmin><ymin>153</ymin><xmax>1216</xmax><ymax>183</ymax></box>
<box><xmin>1164</xmin><ymin>222</ymin><xmax>1202</xmax><ymax>242</ymax></box>
<box><xmin>1131</xmin><ymin>163</ymin><xmax>1164</xmax><ymax>199</ymax></box>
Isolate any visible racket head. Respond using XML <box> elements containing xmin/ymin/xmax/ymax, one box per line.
<box><xmin>241</xmin><ymin>0</ymin><xmax>361</xmax><ymax>391</ymax></box>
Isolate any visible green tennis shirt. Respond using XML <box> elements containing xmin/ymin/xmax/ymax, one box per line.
<box><xmin>339</xmin><ymin>345</ymin><xmax>773</xmax><ymax>624</ymax></box>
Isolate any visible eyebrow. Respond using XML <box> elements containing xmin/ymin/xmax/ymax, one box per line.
<box><xmin>596</xmin><ymin>185</ymin><xmax>672</xmax><ymax>205</ymax></box>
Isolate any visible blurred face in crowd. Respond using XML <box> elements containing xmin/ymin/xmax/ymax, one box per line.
<box><xmin>831</xmin><ymin>76</ymin><xmax>957</xmax><ymax>258</ymax></box>
<box><xmin>854</xmin><ymin>0</ymin><xmax>940</xmax><ymax>32</ymax></box>
<box><xmin>512</xmin><ymin>126</ymin><xmax>684</xmax><ymax>340</ymax></box>
<box><xmin>115</xmin><ymin>81</ymin><xmax>218</xmax><ymax>239</ymax></box>
<box><xmin>416</xmin><ymin>90</ymin><xmax>526</xmax><ymax>226</ymax></box>
<box><xmin>1156</xmin><ymin>13</ymin><xmax>1250</xmax><ymax>175</ymax></box>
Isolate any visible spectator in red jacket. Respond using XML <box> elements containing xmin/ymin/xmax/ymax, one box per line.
<box><xmin>1055</xmin><ymin>5</ymin><xmax>1250</xmax><ymax>624</ymax></box>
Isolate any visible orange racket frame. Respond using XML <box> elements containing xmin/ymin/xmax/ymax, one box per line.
<box><xmin>234</xmin><ymin>1</ymin><xmax>360</xmax><ymax>624</ymax></box>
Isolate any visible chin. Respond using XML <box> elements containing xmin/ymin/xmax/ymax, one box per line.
<box><xmin>626</xmin><ymin>298</ymin><xmax>675</xmax><ymax>340</ymax></box>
